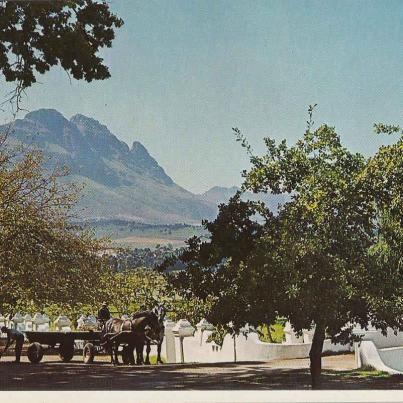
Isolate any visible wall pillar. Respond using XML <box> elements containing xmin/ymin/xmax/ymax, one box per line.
<box><xmin>164</xmin><ymin>319</ymin><xmax>176</xmax><ymax>363</ymax></box>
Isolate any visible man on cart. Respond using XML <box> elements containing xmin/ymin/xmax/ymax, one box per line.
<box><xmin>97</xmin><ymin>301</ymin><xmax>111</xmax><ymax>329</ymax></box>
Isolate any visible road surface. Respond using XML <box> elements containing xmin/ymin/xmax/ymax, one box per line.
<box><xmin>0</xmin><ymin>353</ymin><xmax>402</xmax><ymax>390</ymax></box>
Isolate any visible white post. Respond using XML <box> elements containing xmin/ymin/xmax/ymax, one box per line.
<box><xmin>283</xmin><ymin>321</ymin><xmax>303</xmax><ymax>344</ymax></box>
<box><xmin>164</xmin><ymin>319</ymin><xmax>176</xmax><ymax>364</ymax></box>
<box><xmin>0</xmin><ymin>313</ymin><xmax>5</xmax><ymax>336</ymax></box>
<box><xmin>179</xmin><ymin>336</ymin><xmax>185</xmax><ymax>363</ymax></box>
<box><xmin>354</xmin><ymin>342</ymin><xmax>361</xmax><ymax>369</ymax></box>
<box><xmin>33</xmin><ymin>313</ymin><xmax>49</xmax><ymax>331</ymax></box>
<box><xmin>12</xmin><ymin>313</ymin><xmax>25</xmax><ymax>331</ymax></box>
<box><xmin>172</xmin><ymin>319</ymin><xmax>195</xmax><ymax>364</ymax></box>
<box><xmin>54</xmin><ymin>315</ymin><xmax>71</xmax><ymax>332</ymax></box>
<box><xmin>196</xmin><ymin>318</ymin><xmax>214</xmax><ymax>346</ymax></box>
<box><xmin>233</xmin><ymin>335</ymin><xmax>237</xmax><ymax>363</ymax></box>
<box><xmin>24</xmin><ymin>314</ymin><xmax>33</xmax><ymax>331</ymax></box>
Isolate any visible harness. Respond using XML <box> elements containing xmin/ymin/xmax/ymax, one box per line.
<box><xmin>120</xmin><ymin>320</ymin><xmax>132</xmax><ymax>333</ymax></box>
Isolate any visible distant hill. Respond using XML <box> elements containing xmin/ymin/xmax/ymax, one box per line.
<box><xmin>201</xmin><ymin>186</ymin><xmax>240</xmax><ymax>205</ymax></box>
<box><xmin>3</xmin><ymin>109</ymin><xmax>215</xmax><ymax>224</ymax></box>
<box><xmin>201</xmin><ymin>186</ymin><xmax>288</xmax><ymax>214</ymax></box>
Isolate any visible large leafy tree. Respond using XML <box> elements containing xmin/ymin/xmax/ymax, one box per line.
<box><xmin>0</xmin><ymin>0</ymin><xmax>123</xmax><ymax>107</ymax></box>
<box><xmin>239</xmin><ymin>122</ymin><xmax>375</xmax><ymax>388</ymax></box>
<box><xmin>0</xmin><ymin>146</ymin><xmax>109</xmax><ymax>312</ymax></box>
<box><xmin>169</xmin><ymin>111</ymin><xmax>402</xmax><ymax>388</ymax></box>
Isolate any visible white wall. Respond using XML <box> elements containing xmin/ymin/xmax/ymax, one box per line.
<box><xmin>163</xmin><ymin>325</ymin><xmax>350</xmax><ymax>364</ymax></box>
<box><xmin>354</xmin><ymin>327</ymin><xmax>403</xmax><ymax>374</ymax></box>
<box><xmin>361</xmin><ymin>327</ymin><xmax>403</xmax><ymax>349</ymax></box>
<box><xmin>378</xmin><ymin>346</ymin><xmax>403</xmax><ymax>372</ymax></box>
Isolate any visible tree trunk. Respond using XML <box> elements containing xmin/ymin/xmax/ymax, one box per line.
<box><xmin>267</xmin><ymin>326</ymin><xmax>274</xmax><ymax>343</ymax></box>
<box><xmin>309</xmin><ymin>323</ymin><xmax>326</xmax><ymax>389</ymax></box>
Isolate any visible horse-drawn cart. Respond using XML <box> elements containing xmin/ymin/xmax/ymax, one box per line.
<box><xmin>24</xmin><ymin>330</ymin><xmax>103</xmax><ymax>364</ymax></box>
<box><xmin>23</xmin><ymin>310</ymin><xmax>164</xmax><ymax>365</ymax></box>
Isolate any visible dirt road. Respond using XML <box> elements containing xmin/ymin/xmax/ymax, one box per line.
<box><xmin>0</xmin><ymin>354</ymin><xmax>402</xmax><ymax>390</ymax></box>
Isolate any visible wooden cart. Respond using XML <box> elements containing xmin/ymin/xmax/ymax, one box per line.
<box><xmin>24</xmin><ymin>330</ymin><xmax>103</xmax><ymax>364</ymax></box>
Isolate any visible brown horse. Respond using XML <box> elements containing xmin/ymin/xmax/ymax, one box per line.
<box><xmin>101</xmin><ymin>311</ymin><xmax>162</xmax><ymax>365</ymax></box>
<box><xmin>138</xmin><ymin>305</ymin><xmax>166</xmax><ymax>365</ymax></box>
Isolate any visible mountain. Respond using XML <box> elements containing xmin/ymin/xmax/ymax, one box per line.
<box><xmin>201</xmin><ymin>186</ymin><xmax>240</xmax><ymax>205</ymax></box>
<box><xmin>201</xmin><ymin>186</ymin><xmax>288</xmax><ymax>213</ymax></box>
<box><xmin>3</xmin><ymin>109</ymin><xmax>287</xmax><ymax>225</ymax></box>
<box><xmin>3</xmin><ymin>109</ymin><xmax>216</xmax><ymax>224</ymax></box>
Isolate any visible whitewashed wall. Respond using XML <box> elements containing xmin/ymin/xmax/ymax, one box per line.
<box><xmin>156</xmin><ymin>320</ymin><xmax>350</xmax><ymax>364</ymax></box>
<box><xmin>354</xmin><ymin>326</ymin><xmax>403</xmax><ymax>374</ymax></box>
<box><xmin>360</xmin><ymin>326</ymin><xmax>403</xmax><ymax>349</ymax></box>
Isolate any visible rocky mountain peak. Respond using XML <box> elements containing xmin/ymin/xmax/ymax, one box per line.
<box><xmin>131</xmin><ymin>140</ymin><xmax>150</xmax><ymax>156</ymax></box>
<box><xmin>70</xmin><ymin>113</ymin><xmax>129</xmax><ymax>155</ymax></box>
<box><xmin>130</xmin><ymin>141</ymin><xmax>173</xmax><ymax>185</ymax></box>
<box><xmin>24</xmin><ymin>108</ymin><xmax>69</xmax><ymax>134</ymax></box>
<box><xmin>70</xmin><ymin>114</ymin><xmax>110</xmax><ymax>137</ymax></box>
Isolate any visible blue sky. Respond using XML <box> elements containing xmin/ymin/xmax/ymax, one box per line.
<box><xmin>2</xmin><ymin>0</ymin><xmax>402</xmax><ymax>193</ymax></box>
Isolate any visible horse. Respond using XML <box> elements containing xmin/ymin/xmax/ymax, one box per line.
<box><xmin>101</xmin><ymin>310</ymin><xmax>162</xmax><ymax>365</ymax></box>
<box><xmin>135</xmin><ymin>305</ymin><xmax>166</xmax><ymax>365</ymax></box>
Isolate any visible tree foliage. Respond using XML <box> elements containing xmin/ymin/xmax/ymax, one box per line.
<box><xmin>362</xmin><ymin>125</ymin><xmax>403</xmax><ymax>330</ymax></box>
<box><xmin>107</xmin><ymin>267</ymin><xmax>213</xmax><ymax>323</ymax></box>
<box><xmin>168</xmin><ymin>194</ymin><xmax>271</xmax><ymax>334</ymax></box>
<box><xmin>167</xmin><ymin>110</ymin><xmax>402</xmax><ymax>388</ymax></box>
<box><xmin>0</xmin><ymin>140</ymin><xmax>108</xmax><ymax>313</ymax></box>
<box><xmin>0</xmin><ymin>0</ymin><xmax>125</xmax><ymax>313</ymax></box>
<box><xmin>0</xmin><ymin>0</ymin><xmax>123</xmax><ymax>106</ymax></box>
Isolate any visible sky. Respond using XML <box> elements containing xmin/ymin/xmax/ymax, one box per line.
<box><xmin>1</xmin><ymin>0</ymin><xmax>402</xmax><ymax>193</ymax></box>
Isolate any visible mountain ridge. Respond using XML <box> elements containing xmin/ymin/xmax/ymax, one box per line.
<box><xmin>4</xmin><ymin>109</ymin><xmax>214</xmax><ymax>223</ymax></box>
<box><xmin>3</xmin><ymin>109</ymin><xmax>286</xmax><ymax>224</ymax></box>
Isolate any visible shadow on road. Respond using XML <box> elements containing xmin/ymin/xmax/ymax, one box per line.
<box><xmin>0</xmin><ymin>360</ymin><xmax>402</xmax><ymax>390</ymax></box>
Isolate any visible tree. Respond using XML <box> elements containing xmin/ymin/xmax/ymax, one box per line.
<box><xmin>0</xmin><ymin>145</ymin><xmax>109</xmax><ymax>312</ymax></box>
<box><xmin>168</xmin><ymin>110</ymin><xmax>402</xmax><ymax>388</ymax></box>
<box><xmin>239</xmin><ymin>122</ymin><xmax>375</xmax><ymax>388</ymax></box>
<box><xmin>102</xmin><ymin>268</ymin><xmax>168</xmax><ymax>314</ymax></box>
<box><xmin>0</xmin><ymin>0</ymin><xmax>123</xmax><ymax>313</ymax></box>
<box><xmin>0</xmin><ymin>0</ymin><xmax>123</xmax><ymax>108</ymax></box>
<box><xmin>168</xmin><ymin>194</ymin><xmax>274</xmax><ymax>334</ymax></box>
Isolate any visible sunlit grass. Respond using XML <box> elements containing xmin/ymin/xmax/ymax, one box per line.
<box><xmin>333</xmin><ymin>365</ymin><xmax>396</xmax><ymax>379</ymax></box>
<box><xmin>146</xmin><ymin>355</ymin><xmax>165</xmax><ymax>365</ymax></box>
<box><xmin>258</xmin><ymin>323</ymin><xmax>285</xmax><ymax>343</ymax></box>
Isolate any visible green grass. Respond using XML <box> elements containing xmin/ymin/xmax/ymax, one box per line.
<box><xmin>148</xmin><ymin>355</ymin><xmax>165</xmax><ymax>364</ymax></box>
<box><xmin>335</xmin><ymin>365</ymin><xmax>393</xmax><ymax>378</ymax></box>
<box><xmin>258</xmin><ymin>323</ymin><xmax>285</xmax><ymax>343</ymax></box>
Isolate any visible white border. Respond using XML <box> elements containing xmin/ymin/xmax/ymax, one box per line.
<box><xmin>1</xmin><ymin>391</ymin><xmax>403</xmax><ymax>403</ymax></box>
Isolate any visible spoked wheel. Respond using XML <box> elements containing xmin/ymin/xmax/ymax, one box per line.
<box><xmin>59</xmin><ymin>341</ymin><xmax>75</xmax><ymax>362</ymax></box>
<box><xmin>27</xmin><ymin>342</ymin><xmax>44</xmax><ymax>363</ymax></box>
<box><xmin>83</xmin><ymin>343</ymin><xmax>95</xmax><ymax>364</ymax></box>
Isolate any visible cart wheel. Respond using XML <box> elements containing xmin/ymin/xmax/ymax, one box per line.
<box><xmin>122</xmin><ymin>345</ymin><xmax>133</xmax><ymax>365</ymax></box>
<box><xmin>27</xmin><ymin>342</ymin><xmax>44</xmax><ymax>363</ymax></box>
<box><xmin>83</xmin><ymin>343</ymin><xmax>95</xmax><ymax>364</ymax></box>
<box><xmin>59</xmin><ymin>341</ymin><xmax>75</xmax><ymax>362</ymax></box>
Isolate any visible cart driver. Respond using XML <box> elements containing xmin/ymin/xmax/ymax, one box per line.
<box><xmin>98</xmin><ymin>302</ymin><xmax>111</xmax><ymax>328</ymax></box>
<box><xmin>0</xmin><ymin>326</ymin><xmax>24</xmax><ymax>363</ymax></box>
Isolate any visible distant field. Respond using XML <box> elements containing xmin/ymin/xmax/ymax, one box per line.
<box><xmin>80</xmin><ymin>220</ymin><xmax>209</xmax><ymax>249</ymax></box>
<box><xmin>112</xmin><ymin>235</ymin><xmax>187</xmax><ymax>248</ymax></box>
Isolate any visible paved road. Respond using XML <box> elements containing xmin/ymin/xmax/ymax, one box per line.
<box><xmin>0</xmin><ymin>354</ymin><xmax>402</xmax><ymax>390</ymax></box>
